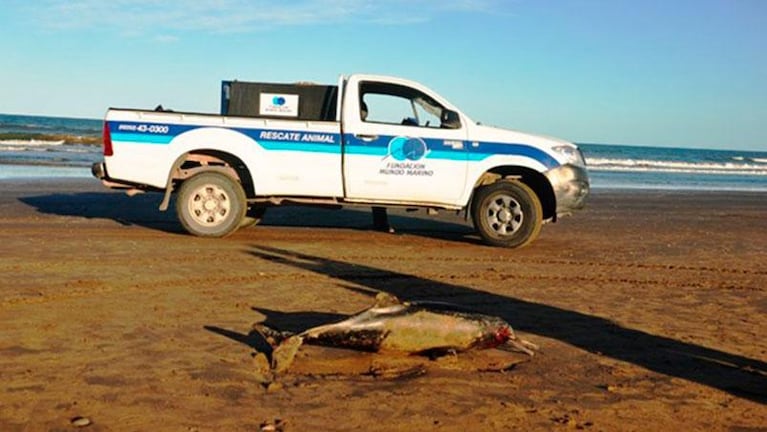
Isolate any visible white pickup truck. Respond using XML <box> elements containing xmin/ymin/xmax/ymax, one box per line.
<box><xmin>92</xmin><ymin>74</ymin><xmax>589</xmax><ymax>248</ymax></box>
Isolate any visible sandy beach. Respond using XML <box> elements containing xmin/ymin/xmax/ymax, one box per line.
<box><xmin>0</xmin><ymin>178</ymin><xmax>765</xmax><ymax>431</ymax></box>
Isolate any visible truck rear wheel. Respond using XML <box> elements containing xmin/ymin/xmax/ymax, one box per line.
<box><xmin>472</xmin><ymin>180</ymin><xmax>543</xmax><ymax>248</ymax></box>
<box><xmin>176</xmin><ymin>172</ymin><xmax>246</xmax><ymax>237</ymax></box>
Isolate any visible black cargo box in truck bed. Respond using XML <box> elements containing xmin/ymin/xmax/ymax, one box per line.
<box><xmin>220</xmin><ymin>80</ymin><xmax>339</xmax><ymax>121</ymax></box>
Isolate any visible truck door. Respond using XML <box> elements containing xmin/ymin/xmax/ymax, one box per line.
<box><xmin>342</xmin><ymin>77</ymin><xmax>468</xmax><ymax>205</ymax></box>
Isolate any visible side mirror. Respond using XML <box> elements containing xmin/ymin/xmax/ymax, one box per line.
<box><xmin>441</xmin><ymin>110</ymin><xmax>461</xmax><ymax>129</ymax></box>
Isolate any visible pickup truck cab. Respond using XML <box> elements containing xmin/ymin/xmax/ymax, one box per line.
<box><xmin>92</xmin><ymin>74</ymin><xmax>589</xmax><ymax>248</ymax></box>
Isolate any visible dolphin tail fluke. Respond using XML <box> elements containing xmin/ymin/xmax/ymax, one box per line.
<box><xmin>271</xmin><ymin>335</ymin><xmax>304</xmax><ymax>373</ymax></box>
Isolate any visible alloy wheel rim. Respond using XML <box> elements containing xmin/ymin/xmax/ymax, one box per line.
<box><xmin>188</xmin><ymin>184</ymin><xmax>231</xmax><ymax>226</ymax></box>
<box><xmin>486</xmin><ymin>194</ymin><xmax>523</xmax><ymax>236</ymax></box>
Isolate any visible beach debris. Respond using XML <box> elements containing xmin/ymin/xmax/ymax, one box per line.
<box><xmin>255</xmin><ymin>292</ymin><xmax>537</xmax><ymax>373</ymax></box>
<box><xmin>70</xmin><ymin>416</ymin><xmax>92</xmax><ymax>427</ymax></box>
<box><xmin>366</xmin><ymin>362</ymin><xmax>428</xmax><ymax>379</ymax></box>
<box><xmin>551</xmin><ymin>411</ymin><xmax>594</xmax><ymax>429</ymax></box>
<box><xmin>259</xmin><ymin>418</ymin><xmax>286</xmax><ymax>432</ymax></box>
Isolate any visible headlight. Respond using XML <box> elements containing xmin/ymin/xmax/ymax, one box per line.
<box><xmin>552</xmin><ymin>145</ymin><xmax>586</xmax><ymax>166</ymax></box>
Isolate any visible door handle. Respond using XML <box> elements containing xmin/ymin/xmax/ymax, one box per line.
<box><xmin>354</xmin><ymin>134</ymin><xmax>378</xmax><ymax>142</ymax></box>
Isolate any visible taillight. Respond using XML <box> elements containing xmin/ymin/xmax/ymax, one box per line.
<box><xmin>103</xmin><ymin>121</ymin><xmax>113</xmax><ymax>156</ymax></box>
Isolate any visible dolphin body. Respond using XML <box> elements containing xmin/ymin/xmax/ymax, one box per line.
<box><xmin>256</xmin><ymin>293</ymin><xmax>537</xmax><ymax>371</ymax></box>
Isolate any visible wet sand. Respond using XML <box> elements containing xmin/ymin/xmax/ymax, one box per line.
<box><xmin>0</xmin><ymin>178</ymin><xmax>765</xmax><ymax>431</ymax></box>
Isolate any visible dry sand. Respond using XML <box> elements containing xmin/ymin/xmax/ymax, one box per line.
<box><xmin>0</xmin><ymin>178</ymin><xmax>765</xmax><ymax>431</ymax></box>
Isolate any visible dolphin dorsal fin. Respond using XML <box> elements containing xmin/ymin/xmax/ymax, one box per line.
<box><xmin>373</xmin><ymin>292</ymin><xmax>401</xmax><ymax>307</ymax></box>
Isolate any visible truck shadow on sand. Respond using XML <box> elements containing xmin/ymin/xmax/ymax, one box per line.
<box><xmin>19</xmin><ymin>192</ymin><xmax>479</xmax><ymax>243</ymax></box>
<box><xmin>19</xmin><ymin>192</ymin><xmax>183</xmax><ymax>232</ymax></box>
<box><xmin>228</xmin><ymin>245</ymin><xmax>767</xmax><ymax>403</ymax></box>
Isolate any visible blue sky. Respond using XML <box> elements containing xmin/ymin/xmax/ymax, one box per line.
<box><xmin>1</xmin><ymin>0</ymin><xmax>765</xmax><ymax>150</ymax></box>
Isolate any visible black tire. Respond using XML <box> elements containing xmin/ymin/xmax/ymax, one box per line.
<box><xmin>240</xmin><ymin>205</ymin><xmax>267</xmax><ymax>228</ymax></box>
<box><xmin>471</xmin><ymin>180</ymin><xmax>543</xmax><ymax>248</ymax></box>
<box><xmin>176</xmin><ymin>172</ymin><xmax>246</xmax><ymax>237</ymax></box>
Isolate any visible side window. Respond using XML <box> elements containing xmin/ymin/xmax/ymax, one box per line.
<box><xmin>359</xmin><ymin>81</ymin><xmax>459</xmax><ymax>129</ymax></box>
<box><xmin>361</xmin><ymin>93</ymin><xmax>413</xmax><ymax>124</ymax></box>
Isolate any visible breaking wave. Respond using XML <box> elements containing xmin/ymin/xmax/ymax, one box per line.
<box><xmin>585</xmin><ymin>157</ymin><xmax>767</xmax><ymax>176</ymax></box>
<box><xmin>0</xmin><ymin>133</ymin><xmax>100</xmax><ymax>146</ymax></box>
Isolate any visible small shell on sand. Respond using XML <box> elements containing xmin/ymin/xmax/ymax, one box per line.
<box><xmin>70</xmin><ymin>416</ymin><xmax>92</xmax><ymax>427</ymax></box>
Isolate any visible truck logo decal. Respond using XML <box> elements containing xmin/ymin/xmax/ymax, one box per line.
<box><xmin>385</xmin><ymin>136</ymin><xmax>428</xmax><ymax>162</ymax></box>
<box><xmin>259</xmin><ymin>93</ymin><xmax>299</xmax><ymax>117</ymax></box>
<box><xmin>380</xmin><ymin>136</ymin><xmax>433</xmax><ymax>177</ymax></box>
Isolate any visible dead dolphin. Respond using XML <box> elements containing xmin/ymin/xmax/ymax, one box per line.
<box><xmin>255</xmin><ymin>293</ymin><xmax>537</xmax><ymax>372</ymax></box>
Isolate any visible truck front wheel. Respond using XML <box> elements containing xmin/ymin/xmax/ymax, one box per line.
<box><xmin>472</xmin><ymin>180</ymin><xmax>543</xmax><ymax>248</ymax></box>
<box><xmin>176</xmin><ymin>172</ymin><xmax>246</xmax><ymax>237</ymax></box>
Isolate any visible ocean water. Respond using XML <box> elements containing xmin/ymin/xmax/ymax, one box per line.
<box><xmin>580</xmin><ymin>143</ymin><xmax>767</xmax><ymax>192</ymax></box>
<box><xmin>0</xmin><ymin>113</ymin><xmax>102</xmax><ymax>176</ymax></box>
<box><xmin>1</xmin><ymin>113</ymin><xmax>766</xmax><ymax>191</ymax></box>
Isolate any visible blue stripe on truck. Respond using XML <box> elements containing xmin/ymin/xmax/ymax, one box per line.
<box><xmin>258</xmin><ymin>141</ymin><xmax>340</xmax><ymax>153</ymax></box>
<box><xmin>107</xmin><ymin>121</ymin><xmax>559</xmax><ymax>169</ymax></box>
<box><xmin>469</xmin><ymin>142</ymin><xmax>559</xmax><ymax>168</ymax></box>
<box><xmin>342</xmin><ymin>134</ymin><xmax>559</xmax><ymax>168</ymax></box>
<box><xmin>110</xmin><ymin>132</ymin><xmax>175</xmax><ymax>144</ymax></box>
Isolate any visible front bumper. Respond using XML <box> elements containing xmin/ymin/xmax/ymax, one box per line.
<box><xmin>545</xmin><ymin>163</ymin><xmax>590</xmax><ymax>217</ymax></box>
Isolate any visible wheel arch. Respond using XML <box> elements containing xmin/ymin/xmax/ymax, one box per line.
<box><xmin>158</xmin><ymin>149</ymin><xmax>255</xmax><ymax>211</ymax></box>
<box><xmin>470</xmin><ymin>165</ymin><xmax>556</xmax><ymax>221</ymax></box>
